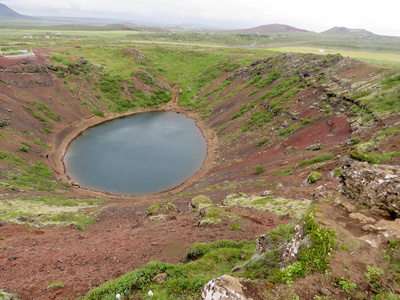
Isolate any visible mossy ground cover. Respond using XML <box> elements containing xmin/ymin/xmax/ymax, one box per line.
<box><xmin>222</xmin><ymin>193</ymin><xmax>312</xmax><ymax>221</ymax></box>
<box><xmin>0</xmin><ymin>196</ymin><xmax>102</xmax><ymax>228</ymax></box>
<box><xmin>84</xmin><ymin>240</ymin><xmax>255</xmax><ymax>300</ymax></box>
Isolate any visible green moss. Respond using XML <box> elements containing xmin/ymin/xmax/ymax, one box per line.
<box><xmin>308</xmin><ymin>172</ymin><xmax>323</xmax><ymax>183</ymax></box>
<box><xmin>222</xmin><ymin>193</ymin><xmax>312</xmax><ymax>220</ymax></box>
<box><xmin>146</xmin><ymin>202</ymin><xmax>178</xmax><ymax>215</ymax></box>
<box><xmin>190</xmin><ymin>195</ymin><xmax>213</xmax><ymax>210</ymax></box>
<box><xmin>203</xmin><ymin>206</ymin><xmax>241</xmax><ymax>221</ymax></box>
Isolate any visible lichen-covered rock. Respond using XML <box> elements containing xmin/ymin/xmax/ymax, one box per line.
<box><xmin>190</xmin><ymin>195</ymin><xmax>213</xmax><ymax>210</ymax></box>
<box><xmin>201</xmin><ymin>275</ymin><xmax>248</xmax><ymax>300</ymax></box>
<box><xmin>198</xmin><ymin>217</ymin><xmax>223</xmax><ymax>227</ymax></box>
<box><xmin>301</xmin><ymin>172</ymin><xmax>323</xmax><ymax>187</ymax></box>
<box><xmin>146</xmin><ymin>202</ymin><xmax>179</xmax><ymax>216</ymax></box>
<box><xmin>281</xmin><ymin>223</ymin><xmax>306</xmax><ymax>269</ymax></box>
<box><xmin>340</xmin><ymin>159</ymin><xmax>400</xmax><ymax>217</ymax></box>
<box><xmin>0</xmin><ymin>290</ymin><xmax>18</xmax><ymax>300</ymax></box>
<box><xmin>223</xmin><ymin>193</ymin><xmax>312</xmax><ymax>220</ymax></box>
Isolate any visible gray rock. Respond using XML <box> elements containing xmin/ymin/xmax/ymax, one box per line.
<box><xmin>201</xmin><ymin>275</ymin><xmax>249</xmax><ymax>300</ymax></box>
<box><xmin>281</xmin><ymin>223</ymin><xmax>306</xmax><ymax>269</ymax></box>
<box><xmin>349</xmin><ymin>213</ymin><xmax>376</xmax><ymax>224</ymax></box>
<box><xmin>340</xmin><ymin>159</ymin><xmax>400</xmax><ymax>217</ymax></box>
<box><xmin>153</xmin><ymin>273</ymin><xmax>168</xmax><ymax>284</ymax></box>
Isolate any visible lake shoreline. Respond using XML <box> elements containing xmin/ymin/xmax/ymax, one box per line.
<box><xmin>48</xmin><ymin>104</ymin><xmax>218</xmax><ymax>199</ymax></box>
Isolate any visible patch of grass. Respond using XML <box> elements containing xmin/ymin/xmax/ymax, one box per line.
<box><xmin>279</xmin><ymin>123</ymin><xmax>301</xmax><ymax>136</ymax></box>
<box><xmin>0</xmin><ymin>133</ymin><xmax>12</xmax><ymax>140</ymax></box>
<box><xmin>272</xmin><ymin>169</ymin><xmax>294</xmax><ymax>176</ymax></box>
<box><xmin>260</xmin><ymin>76</ymin><xmax>300</xmax><ymax>101</ymax></box>
<box><xmin>0</xmin><ymin>152</ymin><xmax>68</xmax><ymax>192</ymax></box>
<box><xmin>85</xmin><ymin>240</ymin><xmax>254</xmax><ymax>300</ymax></box>
<box><xmin>19</xmin><ymin>144</ymin><xmax>30</xmax><ymax>153</ymax></box>
<box><xmin>255</xmin><ymin>71</ymin><xmax>282</xmax><ymax>89</ymax></box>
<box><xmin>256</xmin><ymin>137</ymin><xmax>268</xmax><ymax>147</ymax></box>
<box><xmin>46</xmin><ymin>281</ymin><xmax>64</xmax><ymax>289</ymax></box>
<box><xmin>255</xmin><ymin>165</ymin><xmax>266</xmax><ymax>175</ymax></box>
<box><xmin>33</xmin><ymin>138</ymin><xmax>50</xmax><ymax>149</ymax></box>
<box><xmin>26</xmin><ymin>107</ymin><xmax>52</xmax><ymax>126</ymax></box>
<box><xmin>218</xmin><ymin>125</ymin><xmax>227</xmax><ymax>131</ymax></box>
<box><xmin>244</xmin><ymin>211</ymin><xmax>335</xmax><ymax>284</ymax></box>
<box><xmin>51</xmin><ymin>55</ymin><xmax>74</xmax><ymax>67</ymax></box>
<box><xmin>248</xmin><ymin>110</ymin><xmax>273</xmax><ymax>128</ymax></box>
<box><xmin>296</xmin><ymin>153</ymin><xmax>334</xmax><ymax>168</ymax></box>
<box><xmin>230</xmin><ymin>224</ymin><xmax>243</xmax><ymax>231</ymax></box>
<box><xmin>32</xmin><ymin>102</ymin><xmax>61</xmax><ymax>121</ymax></box>
<box><xmin>0</xmin><ymin>151</ymin><xmax>25</xmax><ymax>166</ymax></box>
<box><xmin>91</xmin><ymin>110</ymin><xmax>104</xmax><ymax>117</ymax></box>
<box><xmin>39</xmin><ymin>128</ymin><xmax>52</xmax><ymax>135</ymax></box>
<box><xmin>203</xmin><ymin>206</ymin><xmax>241</xmax><ymax>222</ymax></box>
<box><xmin>308</xmin><ymin>172</ymin><xmax>323</xmax><ymax>183</ymax></box>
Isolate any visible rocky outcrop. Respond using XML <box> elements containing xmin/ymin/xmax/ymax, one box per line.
<box><xmin>340</xmin><ymin>159</ymin><xmax>400</xmax><ymax>217</ymax></box>
<box><xmin>201</xmin><ymin>275</ymin><xmax>249</xmax><ymax>300</ymax></box>
<box><xmin>281</xmin><ymin>223</ymin><xmax>306</xmax><ymax>269</ymax></box>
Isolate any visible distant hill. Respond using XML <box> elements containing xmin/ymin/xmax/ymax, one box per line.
<box><xmin>231</xmin><ymin>24</ymin><xmax>311</xmax><ymax>34</ymax></box>
<box><xmin>322</xmin><ymin>26</ymin><xmax>375</xmax><ymax>36</ymax></box>
<box><xmin>0</xmin><ymin>3</ymin><xmax>27</xmax><ymax>19</ymax></box>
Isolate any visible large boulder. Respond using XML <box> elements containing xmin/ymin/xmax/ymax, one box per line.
<box><xmin>201</xmin><ymin>275</ymin><xmax>248</xmax><ymax>300</ymax></box>
<box><xmin>340</xmin><ymin>159</ymin><xmax>400</xmax><ymax>217</ymax></box>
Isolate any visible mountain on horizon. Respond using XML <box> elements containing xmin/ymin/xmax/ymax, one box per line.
<box><xmin>231</xmin><ymin>23</ymin><xmax>311</xmax><ymax>34</ymax></box>
<box><xmin>0</xmin><ymin>3</ymin><xmax>27</xmax><ymax>19</ymax></box>
<box><xmin>322</xmin><ymin>26</ymin><xmax>375</xmax><ymax>36</ymax></box>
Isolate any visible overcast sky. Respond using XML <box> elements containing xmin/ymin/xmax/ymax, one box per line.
<box><xmin>2</xmin><ymin>0</ymin><xmax>400</xmax><ymax>36</ymax></box>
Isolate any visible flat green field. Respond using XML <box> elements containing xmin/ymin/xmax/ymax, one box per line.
<box><xmin>267</xmin><ymin>45</ymin><xmax>400</xmax><ymax>66</ymax></box>
<box><xmin>0</xmin><ymin>29</ymin><xmax>140</xmax><ymax>38</ymax></box>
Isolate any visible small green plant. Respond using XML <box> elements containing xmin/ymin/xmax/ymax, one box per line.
<box><xmin>308</xmin><ymin>172</ymin><xmax>323</xmax><ymax>183</ymax></box>
<box><xmin>256</xmin><ymin>137</ymin><xmax>268</xmax><ymax>147</ymax></box>
<box><xmin>334</xmin><ymin>168</ymin><xmax>341</xmax><ymax>177</ymax></box>
<box><xmin>350</xmin><ymin>137</ymin><xmax>360</xmax><ymax>144</ymax></box>
<box><xmin>255</xmin><ymin>165</ymin><xmax>266</xmax><ymax>175</ymax></box>
<box><xmin>34</xmin><ymin>138</ymin><xmax>49</xmax><ymax>149</ymax></box>
<box><xmin>91</xmin><ymin>110</ymin><xmax>105</xmax><ymax>117</ymax></box>
<box><xmin>338</xmin><ymin>277</ymin><xmax>356</xmax><ymax>293</ymax></box>
<box><xmin>46</xmin><ymin>281</ymin><xmax>64</xmax><ymax>289</ymax></box>
<box><xmin>365</xmin><ymin>265</ymin><xmax>384</xmax><ymax>293</ymax></box>
<box><xmin>272</xmin><ymin>169</ymin><xmax>294</xmax><ymax>176</ymax></box>
<box><xmin>19</xmin><ymin>144</ymin><xmax>30</xmax><ymax>153</ymax></box>
<box><xmin>230</xmin><ymin>224</ymin><xmax>243</xmax><ymax>231</ymax></box>
<box><xmin>39</xmin><ymin>128</ymin><xmax>52</xmax><ymax>135</ymax></box>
